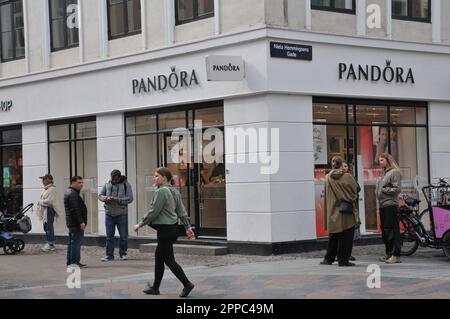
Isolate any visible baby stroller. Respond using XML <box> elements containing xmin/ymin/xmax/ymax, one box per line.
<box><xmin>0</xmin><ymin>203</ymin><xmax>33</xmax><ymax>254</ymax></box>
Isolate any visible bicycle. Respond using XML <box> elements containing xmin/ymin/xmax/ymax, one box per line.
<box><xmin>398</xmin><ymin>179</ymin><xmax>450</xmax><ymax>258</ymax></box>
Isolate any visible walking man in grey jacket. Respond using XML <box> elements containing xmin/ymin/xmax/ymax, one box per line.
<box><xmin>99</xmin><ymin>170</ymin><xmax>133</xmax><ymax>261</ymax></box>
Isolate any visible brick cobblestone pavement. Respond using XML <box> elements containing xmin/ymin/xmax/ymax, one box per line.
<box><xmin>1</xmin><ymin>244</ymin><xmax>449</xmax><ymax>299</ymax></box>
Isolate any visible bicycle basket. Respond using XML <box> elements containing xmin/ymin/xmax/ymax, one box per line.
<box><xmin>424</xmin><ymin>185</ymin><xmax>450</xmax><ymax>208</ymax></box>
<box><xmin>18</xmin><ymin>215</ymin><xmax>32</xmax><ymax>234</ymax></box>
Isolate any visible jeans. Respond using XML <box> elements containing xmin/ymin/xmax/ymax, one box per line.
<box><xmin>105</xmin><ymin>214</ymin><xmax>128</xmax><ymax>258</ymax></box>
<box><xmin>153</xmin><ymin>224</ymin><xmax>191</xmax><ymax>289</ymax></box>
<box><xmin>67</xmin><ymin>228</ymin><xmax>84</xmax><ymax>266</ymax></box>
<box><xmin>43</xmin><ymin>207</ymin><xmax>56</xmax><ymax>245</ymax></box>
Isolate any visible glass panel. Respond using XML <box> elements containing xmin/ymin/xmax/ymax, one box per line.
<box><xmin>126</xmin><ymin>114</ymin><xmax>157</xmax><ymax>135</ymax></box>
<box><xmin>49</xmin><ymin>124</ymin><xmax>69</xmax><ymax>141</ymax></box>
<box><xmin>67</xmin><ymin>23</ymin><xmax>79</xmax><ymax>46</ymax></box>
<box><xmin>312</xmin><ymin>0</ymin><xmax>331</xmax><ymax>7</ymax></box>
<box><xmin>411</xmin><ymin>0</ymin><xmax>428</xmax><ymax>18</ymax></box>
<box><xmin>49</xmin><ymin>142</ymin><xmax>70</xmax><ymax>233</ymax></box>
<box><xmin>390</xmin><ymin>106</ymin><xmax>415</xmax><ymax>125</ymax></box>
<box><xmin>1</xmin><ymin>31</ymin><xmax>13</xmax><ymax>60</ymax></box>
<box><xmin>355</xmin><ymin>105</ymin><xmax>388</xmax><ymax>125</ymax></box>
<box><xmin>0</xmin><ymin>3</ymin><xmax>12</xmax><ymax>32</ymax></box>
<box><xmin>51</xmin><ymin>19</ymin><xmax>65</xmax><ymax>49</ymax></box>
<box><xmin>127</xmin><ymin>134</ymin><xmax>158</xmax><ymax>237</ymax></box>
<box><xmin>159</xmin><ymin>111</ymin><xmax>187</xmax><ymax>131</ymax></box>
<box><xmin>50</xmin><ymin>0</ymin><xmax>65</xmax><ymax>19</ymax></box>
<box><xmin>313</xmin><ymin>103</ymin><xmax>347</xmax><ymax>123</ymax></box>
<box><xmin>75</xmin><ymin>121</ymin><xmax>96</xmax><ymax>139</ymax></box>
<box><xmin>76</xmin><ymin>140</ymin><xmax>98</xmax><ymax>234</ymax></box>
<box><xmin>127</xmin><ymin>0</ymin><xmax>141</xmax><ymax>33</ymax></box>
<box><xmin>109</xmin><ymin>1</ymin><xmax>125</xmax><ymax>36</ymax></box>
<box><xmin>393</xmin><ymin>0</ymin><xmax>407</xmax><ymax>16</ymax></box>
<box><xmin>2</xmin><ymin>145</ymin><xmax>22</xmax><ymax>216</ymax></box>
<box><xmin>198</xmin><ymin>0</ymin><xmax>214</xmax><ymax>16</ymax></box>
<box><xmin>1</xmin><ymin>128</ymin><xmax>21</xmax><ymax>144</ymax></box>
<box><xmin>356</xmin><ymin>126</ymin><xmax>383</xmax><ymax>233</ymax></box>
<box><xmin>335</xmin><ymin>0</ymin><xmax>353</xmax><ymax>9</ymax></box>
<box><xmin>177</xmin><ymin>0</ymin><xmax>194</xmax><ymax>21</ymax></box>
<box><xmin>195</xmin><ymin>107</ymin><xmax>224</xmax><ymax>127</ymax></box>
<box><xmin>416</xmin><ymin>107</ymin><xmax>427</xmax><ymax>125</ymax></box>
<box><xmin>14</xmin><ymin>27</ymin><xmax>24</xmax><ymax>57</ymax></box>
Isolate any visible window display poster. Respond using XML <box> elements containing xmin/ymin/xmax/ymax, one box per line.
<box><xmin>313</xmin><ymin>125</ymin><xmax>328</xmax><ymax>165</ymax></box>
<box><xmin>3</xmin><ymin>167</ymin><xmax>10</xmax><ymax>188</ymax></box>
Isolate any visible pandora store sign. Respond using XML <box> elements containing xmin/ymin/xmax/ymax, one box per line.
<box><xmin>132</xmin><ymin>67</ymin><xmax>200</xmax><ymax>94</ymax></box>
<box><xmin>339</xmin><ymin>60</ymin><xmax>415</xmax><ymax>84</ymax></box>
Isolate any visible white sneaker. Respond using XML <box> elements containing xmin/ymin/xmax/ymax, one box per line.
<box><xmin>120</xmin><ymin>255</ymin><xmax>128</xmax><ymax>261</ymax></box>
<box><xmin>101</xmin><ymin>256</ymin><xmax>114</xmax><ymax>262</ymax></box>
<box><xmin>41</xmin><ymin>244</ymin><xmax>55</xmax><ymax>252</ymax></box>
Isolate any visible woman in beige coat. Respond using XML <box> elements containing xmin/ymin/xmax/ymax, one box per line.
<box><xmin>36</xmin><ymin>174</ymin><xmax>60</xmax><ymax>252</ymax></box>
<box><xmin>321</xmin><ymin>156</ymin><xmax>360</xmax><ymax>267</ymax></box>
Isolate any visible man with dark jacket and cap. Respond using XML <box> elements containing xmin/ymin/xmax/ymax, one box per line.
<box><xmin>99</xmin><ymin>169</ymin><xmax>133</xmax><ymax>261</ymax></box>
<box><xmin>65</xmin><ymin>176</ymin><xmax>87</xmax><ymax>268</ymax></box>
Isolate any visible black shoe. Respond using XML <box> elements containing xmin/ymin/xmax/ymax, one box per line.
<box><xmin>339</xmin><ymin>262</ymin><xmax>355</xmax><ymax>267</ymax></box>
<box><xmin>77</xmin><ymin>263</ymin><xmax>87</xmax><ymax>268</ymax></box>
<box><xmin>320</xmin><ymin>259</ymin><xmax>333</xmax><ymax>265</ymax></box>
<box><xmin>143</xmin><ymin>284</ymin><xmax>160</xmax><ymax>295</ymax></box>
<box><xmin>180</xmin><ymin>283</ymin><xmax>194</xmax><ymax>298</ymax></box>
<box><xmin>349</xmin><ymin>256</ymin><xmax>356</xmax><ymax>261</ymax></box>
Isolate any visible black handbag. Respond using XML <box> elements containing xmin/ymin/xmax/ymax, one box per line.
<box><xmin>339</xmin><ymin>200</ymin><xmax>353</xmax><ymax>214</ymax></box>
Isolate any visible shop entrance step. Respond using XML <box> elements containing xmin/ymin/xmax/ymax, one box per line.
<box><xmin>139</xmin><ymin>243</ymin><xmax>228</xmax><ymax>256</ymax></box>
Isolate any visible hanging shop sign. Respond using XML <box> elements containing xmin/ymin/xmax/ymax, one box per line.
<box><xmin>0</xmin><ymin>100</ymin><xmax>13</xmax><ymax>112</ymax></box>
<box><xmin>206</xmin><ymin>55</ymin><xmax>245</xmax><ymax>81</ymax></box>
<box><xmin>338</xmin><ymin>60</ymin><xmax>415</xmax><ymax>84</ymax></box>
<box><xmin>132</xmin><ymin>67</ymin><xmax>200</xmax><ymax>95</ymax></box>
<box><xmin>270</xmin><ymin>42</ymin><xmax>313</xmax><ymax>61</ymax></box>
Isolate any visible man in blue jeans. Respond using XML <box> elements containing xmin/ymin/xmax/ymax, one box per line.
<box><xmin>99</xmin><ymin>170</ymin><xmax>133</xmax><ymax>261</ymax></box>
<box><xmin>64</xmin><ymin>176</ymin><xmax>87</xmax><ymax>268</ymax></box>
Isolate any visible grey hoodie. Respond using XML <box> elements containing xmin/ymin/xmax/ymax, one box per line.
<box><xmin>376</xmin><ymin>167</ymin><xmax>402</xmax><ymax>208</ymax></box>
<box><xmin>99</xmin><ymin>176</ymin><xmax>134</xmax><ymax>216</ymax></box>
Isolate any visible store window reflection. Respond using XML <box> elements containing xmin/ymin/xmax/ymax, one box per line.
<box><xmin>0</xmin><ymin>126</ymin><xmax>23</xmax><ymax>216</ymax></box>
<box><xmin>313</xmin><ymin>100</ymin><xmax>428</xmax><ymax>237</ymax></box>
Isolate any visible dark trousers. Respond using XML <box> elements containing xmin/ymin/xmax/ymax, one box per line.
<box><xmin>43</xmin><ymin>207</ymin><xmax>56</xmax><ymax>245</ymax></box>
<box><xmin>152</xmin><ymin>224</ymin><xmax>190</xmax><ymax>289</ymax></box>
<box><xmin>380</xmin><ymin>206</ymin><xmax>401</xmax><ymax>257</ymax></box>
<box><xmin>324</xmin><ymin>227</ymin><xmax>355</xmax><ymax>264</ymax></box>
<box><xmin>67</xmin><ymin>228</ymin><xmax>84</xmax><ymax>266</ymax></box>
<box><xmin>105</xmin><ymin>214</ymin><xmax>128</xmax><ymax>258</ymax></box>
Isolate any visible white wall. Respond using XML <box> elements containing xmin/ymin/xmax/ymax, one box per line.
<box><xmin>22</xmin><ymin>123</ymin><xmax>48</xmax><ymax>234</ymax></box>
<box><xmin>225</xmin><ymin>94</ymin><xmax>316</xmax><ymax>243</ymax></box>
<box><xmin>429</xmin><ymin>102</ymin><xmax>450</xmax><ymax>180</ymax></box>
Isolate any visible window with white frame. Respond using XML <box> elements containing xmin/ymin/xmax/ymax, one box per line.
<box><xmin>107</xmin><ymin>0</ymin><xmax>141</xmax><ymax>40</ymax></box>
<box><xmin>392</xmin><ymin>0</ymin><xmax>430</xmax><ymax>22</ymax></box>
<box><xmin>311</xmin><ymin>0</ymin><xmax>355</xmax><ymax>14</ymax></box>
<box><xmin>49</xmin><ymin>0</ymin><xmax>79</xmax><ymax>51</ymax></box>
<box><xmin>0</xmin><ymin>0</ymin><xmax>24</xmax><ymax>62</ymax></box>
<box><xmin>175</xmin><ymin>0</ymin><xmax>214</xmax><ymax>25</ymax></box>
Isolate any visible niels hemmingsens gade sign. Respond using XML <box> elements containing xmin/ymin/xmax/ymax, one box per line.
<box><xmin>339</xmin><ymin>60</ymin><xmax>415</xmax><ymax>84</ymax></box>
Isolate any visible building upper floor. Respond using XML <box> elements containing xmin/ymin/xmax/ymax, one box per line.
<box><xmin>0</xmin><ymin>0</ymin><xmax>448</xmax><ymax>79</ymax></box>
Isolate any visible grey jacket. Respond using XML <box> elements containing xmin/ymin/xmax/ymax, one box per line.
<box><xmin>99</xmin><ymin>177</ymin><xmax>134</xmax><ymax>216</ymax></box>
<box><xmin>376</xmin><ymin>167</ymin><xmax>402</xmax><ymax>208</ymax></box>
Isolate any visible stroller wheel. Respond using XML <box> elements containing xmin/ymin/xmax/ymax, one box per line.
<box><xmin>14</xmin><ymin>239</ymin><xmax>25</xmax><ymax>252</ymax></box>
<box><xmin>3</xmin><ymin>242</ymin><xmax>16</xmax><ymax>255</ymax></box>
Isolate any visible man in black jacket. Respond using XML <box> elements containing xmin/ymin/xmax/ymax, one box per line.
<box><xmin>65</xmin><ymin>176</ymin><xmax>87</xmax><ymax>267</ymax></box>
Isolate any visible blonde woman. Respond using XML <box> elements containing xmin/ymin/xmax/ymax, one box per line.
<box><xmin>376</xmin><ymin>153</ymin><xmax>402</xmax><ymax>264</ymax></box>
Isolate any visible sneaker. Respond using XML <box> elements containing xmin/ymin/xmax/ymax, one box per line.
<box><xmin>385</xmin><ymin>256</ymin><xmax>402</xmax><ymax>264</ymax></box>
<box><xmin>338</xmin><ymin>262</ymin><xmax>356</xmax><ymax>267</ymax></box>
<box><xmin>41</xmin><ymin>244</ymin><xmax>54</xmax><ymax>252</ymax></box>
<box><xmin>379</xmin><ymin>255</ymin><xmax>391</xmax><ymax>262</ymax></box>
<box><xmin>349</xmin><ymin>256</ymin><xmax>356</xmax><ymax>261</ymax></box>
<box><xmin>320</xmin><ymin>259</ymin><xmax>333</xmax><ymax>265</ymax></box>
<box><xmin>119</xmin><ymin>255</ymin><xmax>128</xmax><ymax>261</ymax></box>
<box><xmin>77</xmin><ymin>263</ymin><xmax>87</xmax><ymax>268</ymax></box>
<box><xmin>101</xmin><ymin>256</ymin><xmax>114</xmax><ymax>262</ymax></box>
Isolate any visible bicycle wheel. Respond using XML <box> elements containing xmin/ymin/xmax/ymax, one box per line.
<box><xmin>14</xmin><ymin>239</ymin><xmax>25</xmax><ymax>252</ymax></box>
<box><xmin>419</xmin><ymin>208</ymin><xmax>434</xmax><ymax>236</ymax></box>
<box><xmin>442</xmin><ymin>232</ymin><xmax>450</xmax><ymax>259</ymax></box>
<box><xmin>399</xmin><ymin>216</ymin><xmax>419</xmax><ymax>256</ymax></box>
